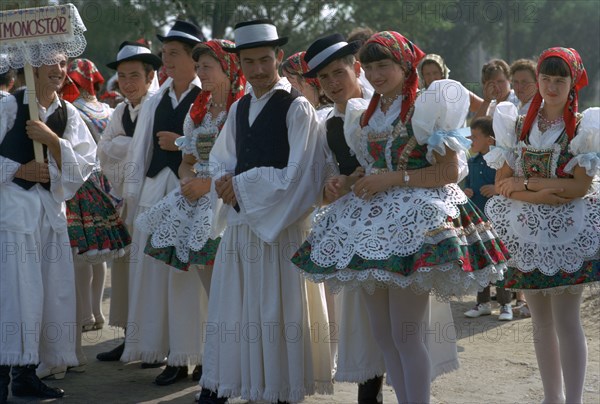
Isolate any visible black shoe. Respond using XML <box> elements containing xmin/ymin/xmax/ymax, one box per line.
<box><xmin>192</xmin><ymin>365</ymin><xmax>202</xmax><ymax>381</ymax></box>
<box><xmin>96</xmin><ymin>342</ymin><xmax>125</xmax><ymax>361</ymax></box>
<box><xmin>155</xmin><ymin>366</ymin><xmax>187</xmax><ymax>386</ymax></box>
<box><xmin>141</xmin><ymin>358</ymin><xmax>167</xmax><ymax>369</ymax></box>
<box><xmin>10</xmin><ymin>365</ymin><xmax>65</xmax><ymax>399</ymax></box>
<box><xmin>0</xmin><ymin>365</ymin><xmax>10</xmax><ymax>404</ymax></box>
<box><xmin>197</xmin><ymin>388</ymin><xmax>228</xmax><ymax>404</ymax></box>
<box><xmin>358</xmin><ymin>375</ymin><xmax>384</xmax><ymax>404</ymax></box>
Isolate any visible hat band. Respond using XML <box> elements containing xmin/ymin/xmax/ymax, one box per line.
<box><xmin>117</xmin><ymin>45</ymin><xmax>151</xmax><ymax>61</ymax></box>
<box><xmin>234</xmin><ymin>24</ymin><xmax>279</xmax><ymax>47</ymax></box>
<box><xmin>166</xmin><ymin>29</ymin><xmax>200</xmax><ymax>42</ymax></box>
<box><xmin>307</xmin><ymin>42</ymin><xmax>348</xmax><ymax>70</ymax></box>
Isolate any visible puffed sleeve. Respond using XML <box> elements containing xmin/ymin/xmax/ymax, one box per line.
<box><xmin>485</xmin><ymin>101</ymin><xmax>519</xmax><ymax>170</ymax></box>
<box><xmin>411</xmin><ymin>79</ymin><xmax>471</xmax><ymax>180</ymax></box>
<box><xmin>343</xmin><ymin>97</ymin><xmax>369</xmax><ymax>162</ymax></box>
<box><xmin>564</xmin><ymin>107</ymin><xmax>600</xmax><ymax>177</ymax></box>
<box><xmin>231</xmin><ymin>97</ymin><xmax>329</xmax><ymax>243</ymax></box>
<box><xmin>49</xmin><ymin>102</ymin><xmax>97</xmax><ymax>202</ymax></box>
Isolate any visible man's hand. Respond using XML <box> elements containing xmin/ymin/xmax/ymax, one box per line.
<box><xmin>463</xmin><ymin>188</ymin><xmax>474</xmax><ymax>198</ymax></box>
<box><xmin>26</xmin><ymin>120</ymin><xmax>59</xmax><ymax>146</ymax></box>
<box><xmin>156</xmin><ymin>131</ymin><xmax>181</xmax><ymax>151</ymax></box>
<box><xmin>324</xmin><ymin>175</ymin><xmax>351</xmax><ymax>203</ymax></box>
<box><xmin>180</xmin><ymin>177</ymin><xmax>210</xmax><ymax>202</ymax></box>
<box><xmin>215</xmin><ymin>174</ymin><xmax>237</xmax><ymax>206</ymax></box>
<box><xmin>15</xmin><ymin>160</ymin><xmax>50</xmax><ymax>183</ymax></box>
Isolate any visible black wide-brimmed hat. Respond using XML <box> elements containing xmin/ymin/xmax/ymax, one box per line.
<box><xmin>303</xmin><ymin>33</ymin><xmax>361</xmax><ymax>78</ymax></box>
<box><xmin>106</xmin><ymin>41</ymin><xmax>162</xmax><ymax>70</ymax></box>
<box><xmin>157</xmin><ymin>20</ymin><xmax>205</xmax><ymax>47</ymax></box>
<box><xmin>224</xmin><ymin>19</ymin><xmax>288</xmax><ymax>53</ymax></box>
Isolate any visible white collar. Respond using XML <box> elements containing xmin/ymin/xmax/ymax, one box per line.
<box><xmin>249</xmin><ymin>77</ymin><xmax>291</xmax><ymax>101</ymax></box>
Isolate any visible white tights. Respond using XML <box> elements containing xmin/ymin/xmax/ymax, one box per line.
<box><xmin>525</xmin><ymin>291</ymin><xmax>587</xmax><ymax>404</ymax></box>
<box><xmin>363</xmin><ymin>287</ymin><xmax>431</xmax><ymax>403</ymax></box>
<box><xmin>74</xmin><ymin>261</ymin><xmax>107</xmax><ymax>326</ymax></box>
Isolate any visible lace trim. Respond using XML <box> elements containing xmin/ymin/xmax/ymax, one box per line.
<box><xmin>308</xmin><ymin>184</ymin><xmax>468</xmax><ymax>267</ymax></box>
<box><xmin>0</xmin><ymin>4</ymin><xmax>87</xmax><ymax>73</ymax></box>
<box><xmin>485</xmin><ymin>195</ymin><xmax>600</xmax><ymax>275</ymax></box>
<box><xmin>134</xmin><ymin>189</ymin><xmax>215</xmax><ymax>263</ymax></box>
<box><xmin>303</xmin><ymin>262</ymin><xmax>506</xmax><ymax>302</ymax></box>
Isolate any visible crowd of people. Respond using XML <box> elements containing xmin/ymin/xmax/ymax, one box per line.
<box><xmin>0</xmin><ymin>16</ymin><xmax>598</xmax><ymax>404</ymax></box>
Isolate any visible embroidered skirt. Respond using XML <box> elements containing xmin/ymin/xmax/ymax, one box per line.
<box><xmin>292</xmin><ymin>184</ymin><xmax>509</xmax><ymax>300</ymax></box>
<box><xmin>135</xmin><ymin>187</ymin><xmax>219</xmax><ymax>271</ymax></box>
<box><xmin>66</xmin><ymin>171</ymin><xmax>131</xmax><ymax>257</ymax></box>
<box><xmin>486</xmin><ymin>194</ymin><xmax>600</xmax><ymax>294</ymax></box>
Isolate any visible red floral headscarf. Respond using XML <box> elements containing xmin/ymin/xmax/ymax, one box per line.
<box><xmin>63</xmin><ymin>58</ymin><xmax>105</xmax><ymax>102</ymax></box>
<box><xmin>189</xmin><ymin>39</ymin><xmax>246</xmax><ymax>127</ymax></box>
<box><xmin>361</xmin><ymin>31</ymin><xmax>425</xmax><ymax>126</ymax></box>
<box><xmin>284</xmin><ymin>51</ymin><xmax>321</xmax><ymax>91</ymax></box>
<box><xmin>521</xmin><ymin>47</ymin><xmax>588</xmax><ymax>140</ymax></box>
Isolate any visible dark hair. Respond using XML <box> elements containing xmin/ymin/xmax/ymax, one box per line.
<box><xmin>347</xmin><ymin>27</ymin><xmax>374</xmax><ymax>49</ymax></box>
<box><xmin>358</xmin><ymin>42</ymin><xmax>396</xmax><ymax>65</ymax></box>
<box><xmin>420</xmin><ymin>60</ymin><xmax>443</xmax><ymax>76</ymax></box>
<box><xmin>538</xmin><ymin>56</ymin><xmax>570</xmax><ymax>78</ymax></box>
<box><xmin>0</xmin><ymin>69</ymin><xmax>16</xmax><ymax>87</ymax></box>
<box><xmin>192</xmin><ymin>43</ymin><xmax>220</xmax><ymax>63</ymax></box>
<box><xmin>471</xmin><ymin>116</ymin><xmax>495</xmax><ymax>138</ymax></box>
<box><xmin>510</xmin><ymin>58</ymin><xmax>536</xmax><ymax>80</ymax></box>
<box><xmin>280</xmin><ymin>59</ymin><xmax>299</xmax><ymax>78</ymax></box>
<box><xmin>163</xmin><ymin>38</ymin><xmax>194</xmax><ymax>55</ymax></box>
<box><xmin>481</xmin><ymin>59</ymin><xmax>510</xmax><ymax>83</ymax></box>
<box><xmin>142</xmin><ymin>62</ymin><xmax>155</xmax><ymax>75</ymax></box>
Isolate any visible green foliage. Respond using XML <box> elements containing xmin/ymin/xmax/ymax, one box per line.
<box><xmin>44</xmin><ymin>0</ymin><xmax>597</xmax><ymax>106</ymax></box>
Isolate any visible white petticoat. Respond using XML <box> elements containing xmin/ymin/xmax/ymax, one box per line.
<box><xmin>485</xmin><ymin>194</ymin><xmax>600</xmax><ymax>275</ymax></box>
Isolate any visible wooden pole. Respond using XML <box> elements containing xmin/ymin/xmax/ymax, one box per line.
<box><xmin>23</xmin><ymin>63</ymin><xmax>44</xmax><ymax>163</ymax></box>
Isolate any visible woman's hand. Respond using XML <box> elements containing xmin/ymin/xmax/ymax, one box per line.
<box><xmin>180</xmin><ymin>177</ymin><xmax>210</xmax><ymax>202</ymax></box>
<box><xmin>531</xmin><ymin>188</ymin><xmax>573</xmax><ymax>205</ymax></box>
<box><xmin>497</xmin><ymin>177</ymin><xmax>526</xmax><ymax>198</ymax></box>
<box><xmin>354</xmin><ymin>173</ymin><xmax>394</xmax><ymax>200</ymax></box>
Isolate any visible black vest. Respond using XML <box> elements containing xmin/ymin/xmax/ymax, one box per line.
<box><xmin>146</xmin><ymin>86</ymin><xmax>200</xmax><ymax>178</ymax></box>
<box><xmin>326</xmin><ymin>116</ymin><xmax>360</xmax><ymax>176</ymax></box>
<box><xmin>234</xmin><ymin>89</ymin><xmax>300</xmax><ymax>175</ymax></box>
<box><xmin>121</xmin><ymin>105</ymin><xmax>137</xmax><ymax>138</ymax></box>
<box><xmin>0</xmin><ymin>90</ymin><xmax>67</xmax><ymax>190</ymax></box>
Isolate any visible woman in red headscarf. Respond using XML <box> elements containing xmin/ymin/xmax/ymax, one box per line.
<box><xmin>136</xmin><ymin>39</ymin><xmax>245</xmax><ymax>272</ymax></box>
<box><xmin>485</xmin><ymin>47</ymin><xmax>598</xmax><ymax>403</ymax></box>
<box><xmin>281</xmin><ymin>51</ymin><xmax>332</xmax><ymax>119</ymax></box>
<box><xmin>292</xmin><ymin>31</ymin><xmax>509</xmax><ymax>402</ymax></box>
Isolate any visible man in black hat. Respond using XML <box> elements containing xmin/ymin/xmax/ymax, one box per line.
<box><xmin>303</xmin><ymin>33</ymin><xmax>386</xmax><ymax>404</ymax></box>
<box><xmin>0</xmin><ymin>52</ymin><xmax>96</xmax><ymax>402</ymax></box>
<box><xmin>120</xmin><ymin>20</ymin><xmax>207</xmax><ymax>386</ymax></box>
<box><xmin>95</xmin><ymin>40</ymin><xmax>161</xmax><ymax>364</ymax></box>
<box><xmin>198</xmin><ymin>19</ymin><xmax>332</xmax><ymax>404</ymax></box>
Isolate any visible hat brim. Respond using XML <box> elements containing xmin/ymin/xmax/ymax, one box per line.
<box><xmin>223</xmin><ymin>37</ymin><xmax>288</xmax><ymax>53</ymax></box>
<box><xmin>107</xmin><ymin>54</ymin><xmax>163</xmax><ymax>70</ymax></box>
<box><xmin>303</xmin><ymin>41</ymin><xmax>361</xmax><ymax>78</ymax></box>
<box><xmin>156</xmin><ymin>34</ymin><xmax>201</xmax><ymax>47</ymax></box>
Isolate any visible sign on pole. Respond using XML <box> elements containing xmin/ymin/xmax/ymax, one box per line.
<box><xmin>1</xmin><ymin>4</ymin><xmax>86</xmax><ymax>162</ymax></box>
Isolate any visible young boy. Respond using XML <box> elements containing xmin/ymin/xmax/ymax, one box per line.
<box><xmin>463</xmin><ymin>116</ymin><xmax>513</xmax><ymax>321</ymax></box>
<box><xmin>95</xmin><ymin>40</ymin><xmax>162</xmax><ymax>363</ymax></box>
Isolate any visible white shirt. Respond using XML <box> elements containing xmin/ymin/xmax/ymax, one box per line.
<box><xmin>209</xmin><ymin>77</ymin><xmax>329</xmax><ymax>243</ymax></box>
<box><xmin>0</xmin><ymin>92</ymin><xmax>96</xmax><ymax>233</ymax></box>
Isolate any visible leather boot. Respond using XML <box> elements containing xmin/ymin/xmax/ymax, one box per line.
<box><xmin>192</xmin><ymin>365</ymin><xmax>202</xmax><ymax>381</ymax></box>
<box><xmin>10</xmin><ymin>365</ymin><xmax>64</xmax><ymax>399</ymax></box>
<box><xmin>155</xmin><ymin>365</ymin><xmax>187</xmax><ymax>385</ymax></box>
<box><xmin>96</xmin><ymin>342</ymin><xmax>125</xmax><ymax>361</ymax></box>
<box><xmin>358</xmin><ymin>375</ymin><xmax>384</xmax><ymax>404</ymax></box>
<box><xmin>197</xmin><ymin>388</ymin><xmax>228</xmax><ymax>403</ymax></box>
<box><xmin>0</xmin><ymin>366</ymin><xmax>10</xmax><ymax>404</ymax></box>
